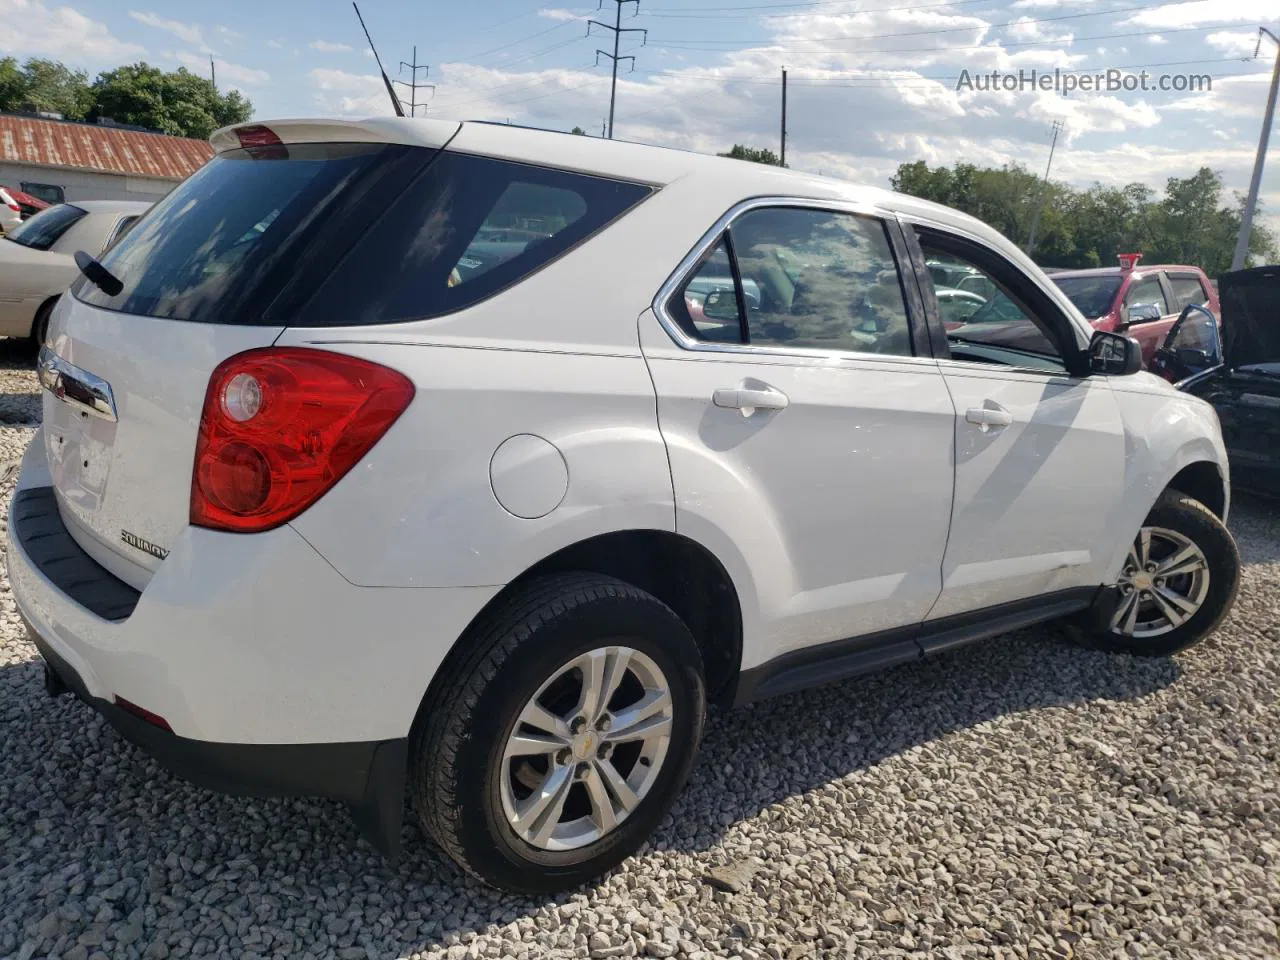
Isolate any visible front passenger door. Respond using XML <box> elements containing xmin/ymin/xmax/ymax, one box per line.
<box><xmin>910</xmin><ymin>225</ymin><xmax>1127</xmax><ymax>624</ymax></box>
<box><xmin>1122</xmin><ymin>273</ymin><xmax>1176</xmax><ymax>365</ymax></box>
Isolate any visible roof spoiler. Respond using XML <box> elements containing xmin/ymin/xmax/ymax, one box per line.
<box><xmin>209</xmin><ymin>118</ymin><xmax>461</xmax><ymax>155</ymax></box>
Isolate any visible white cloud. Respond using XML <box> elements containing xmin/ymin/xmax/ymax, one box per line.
<box><xmin>1207</xmin><ymin>31</ymin><xmax>1261</xmax><ymax>58</ymax></box>
<box><xmin>1123</xmin><ymin>0</ymin><xmax>1280</xmax><ymax>29</ymax></box>
<box><xmin>129</xmin><ymin>11</ymin><xmax>208</xmax><ymax>51</ymax></box>
<box><xmin>217</xmin><ymin>25</ymin><xmax>243</xmax><ymax>44</ymax></box>
<box><xmin>0</xmin><ymin>0</ymin><xmax>145</xmax><ymax>63</ymax></box>
<box><xmin>310</xmin><ymin>39</ymin><xmax>355</xmax><ymax>54</ymax></box>
<box><xmin>1147</xmin><ymin>35</ymin><xmax>1168</xmax><ymax>45</ymax></box>
<box><xmin>172</xmin><ymin>50</ymin><xmax>269</xmax><ymax>86</ymax></box>
<box><xmin>537</xmin><ymin>8</ymin><xmax>584</xmax><ymax>21</ymax></box>
<box><xmin>267</xmin><ymin>39</ymin><xmax>283</xmax><ymax>49</ymax></box>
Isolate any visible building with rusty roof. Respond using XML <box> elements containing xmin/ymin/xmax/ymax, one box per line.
<box><xmin>0</xmin><ymin>113</ymin><xmax>212</xmax><ymax>207</ymax></box>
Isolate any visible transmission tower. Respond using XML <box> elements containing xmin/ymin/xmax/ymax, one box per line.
<box><xmin>396</xmin><ymin>46</ymin><xmax>435</xmax><ymax>118</ymax></box>
<box><xmin>588</xmin><ymin>0</ymin><xmax>647</xmax><ymax>139</ymax></box>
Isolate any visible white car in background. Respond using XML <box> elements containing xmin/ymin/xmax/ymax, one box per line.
<box><xmin>0</xmin><ymin>188</ymin><xmax>24</xmax><ymax>234</ymax></box>
<box><xmin>10</xmin><ymin>118</ymin><xmax>1240</xmax><ymax>893</ymax></box>
<box><xmin>0</xmin><ymin>200</ymin><xmax>149</xmax><ymax>345</ymax></box>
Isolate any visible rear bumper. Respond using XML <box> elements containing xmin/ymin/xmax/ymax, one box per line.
<box><xmin>30</xmin><ymin>622</ymin><xmax>407</xmax><ymax>856</ymax></box>
<box><xmin>7</xmin><ymin>427</ymin><xmax>501</xmax><ymax>746</ymax></box>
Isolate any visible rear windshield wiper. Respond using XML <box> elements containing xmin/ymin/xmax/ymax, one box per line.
<box><xmin>73</xmin><ymin>250</ymin><xmax>124</xmax><ymax>297</ymax></box>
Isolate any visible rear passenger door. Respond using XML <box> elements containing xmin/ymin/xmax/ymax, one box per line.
<box><xmin>640</xmin><ymin>200</ymin><xmax>957</xmax><ymax>665</ymax></box>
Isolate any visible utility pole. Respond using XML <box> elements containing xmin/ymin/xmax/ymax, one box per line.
<box><xmin>396</xmin><ymin>46</ymin><xmax>435</xmax><ymax>118</ymax></box>
<box><xmin>1026</xmin><ymin>119</ymin><xmax>1063</xmax><ymax>258</ymax></box>
<box><xmin>1232</xmin><ymin>27</ymin><xmax>1280</xmax><ymax>271</ymax></box>
<box><xmin>780</xmin><ymin>67</ymin><xmax>788</xmax><ymax>167</ymax></box>
<box><xmin>210</xmin><ymin>56</ymin><xmax>216</xmax><ymax>91</ymax></box>
<box><xmin>589</xmin><ymin>0</ymin><xmax>647</xmax><ymax>139</ymax></box>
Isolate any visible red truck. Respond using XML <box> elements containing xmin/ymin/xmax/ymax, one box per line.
<box><xmin>1047</xmin><ymin>255</ymin><xmax>1219</xmax><ymax>365</ymax></box>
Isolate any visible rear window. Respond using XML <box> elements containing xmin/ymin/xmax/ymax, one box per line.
<box><xmin>1051</xmin><ymin>275</ymin><xmax>1122</xmax><ymax>319</ymax></box>
<box><xmin>4</xmin><ymin>203</ymin><xmax>86</xmax><ymax>251</ymax></box>
<box><xmin>286</xmin><ymin>152</ymin><xmax>652</xmax><ymax>326</ymax></box>
<box><xmin>74</xmin><ymin>142</ymin><xmax>418</xmax><ymax>323</ymax></box>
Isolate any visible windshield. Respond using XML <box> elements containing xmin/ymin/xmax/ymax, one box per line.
<box><xmin>4</xmin><ymin>203</ymin><xmax>86</xmax><ymax>251</ymax></box>
<box><xmin>1052</xmin><ymin>275</ymin><xmax>1122</xmax><ymax>319</ymax></box>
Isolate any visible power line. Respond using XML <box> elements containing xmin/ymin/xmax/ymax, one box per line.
<box><xmin>590</xmin><ymin>0</ymin><xmax>649</xmax><ymax>138</ymax></box>
<box><xmin>643</xmin><ymin>0</ymin><xmax>1220</xmax><ymax>47</ymax></box>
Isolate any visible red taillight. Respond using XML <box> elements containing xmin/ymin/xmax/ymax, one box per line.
<box><xmin>5</xmin><ymin>203</ymin><xmax>18</xmax><ymax>213</ymax></box>
<box><xmin>191</xmin><ymin>348</ymin><xmax>415</xmax><ymax>533</ymax></box>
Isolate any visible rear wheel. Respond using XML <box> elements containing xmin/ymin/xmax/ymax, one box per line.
<box><xmin>409</xmin><ymin>573</ymin><xmax>706</xmax><ymax>893</ymax></box>
<box><xmin>1070</xmin><ymin>491</ymin><xmax>1240</xmax><ymax>657</ymax></box>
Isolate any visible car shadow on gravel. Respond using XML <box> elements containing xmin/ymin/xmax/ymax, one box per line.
<box><xmin>0</xmin><ymin>620</ymin><xmax>1182</xmax><ymax>959</ymax></box>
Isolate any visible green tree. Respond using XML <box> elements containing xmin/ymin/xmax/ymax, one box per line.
<box><xmin>0</xmin><ymin>57</ymin><xmax>92</xmax><ymax>118</ymax></box>
<box><xmin>719</xmin><ymin>144</ymin><xmax>785</xmax><ymax>166</ymax></box>
<box><xmin>89</xmin><ymin>63</ymin><xmax>252</xmax><ymax>139</ymax></box>
<box><xmin>570</xmin><ymin>126</ymin><xmax>587</xmax><ymax>135</ymax></box>
<box><xmin>889</xmin><ymin>159</ymin><xmax>1276</xmax><ymax>274</ymax></box>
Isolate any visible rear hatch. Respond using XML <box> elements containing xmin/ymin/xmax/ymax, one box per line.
<box><xmin>42</xmin><ymin>120</ymin><xmax>458</xmax><ymax>588</ymax></box>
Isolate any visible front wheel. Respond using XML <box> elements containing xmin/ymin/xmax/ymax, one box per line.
<box><xmin>1072</xmin><ymin>491</ymin><xmax>1240</xmax><ymax>657</ymax></box>
<box><xmin>409</xmin><ymin>573</ymin><xmax>706</xmax><ymax>893</ymax></box>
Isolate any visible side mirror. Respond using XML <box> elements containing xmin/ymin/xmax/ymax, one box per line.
<box><xmin>1090</xmin><ymin>330</ymin><xmax>1143</xmax><ymax>376</ymax></box>
<box><xmin>1121</xmin><ymin>302</ymin><xmax>1162</xmax><ymax>329</ymax></box>
<box><xmin>703</xmin><ymin>288</ymin><xmax>739</xmax><ymax>322</ymax></box>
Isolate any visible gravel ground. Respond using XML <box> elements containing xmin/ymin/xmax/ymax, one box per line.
<box><xmin>0</xmin><ymin>340</ymin><xmax>1277</xmax><ymax>960</ymax></box>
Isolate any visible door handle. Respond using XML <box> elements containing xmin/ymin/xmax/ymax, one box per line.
<box><xmin>713</xmin><ymin>385</ymin><xmax>789</xmax><ymax>415</ymax></box>
<box><xmin>965</xmin><ymin>406</ymin><xmax>1013</xmax><ymax>431</ymax></box>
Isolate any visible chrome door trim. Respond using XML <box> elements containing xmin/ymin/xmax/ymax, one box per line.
<box><xmin>37</xmin><ymin>346</ymin><xmax>118</xmax><ymax>422</ymax></box>
<box><xmin>650</xmin><ymin>195</ymin><xmax>909</xmax><ymax>362</ymax></box>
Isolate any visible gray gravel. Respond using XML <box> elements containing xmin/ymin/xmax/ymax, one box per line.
<box><xmin>0</xmin><ymin>340</ymin><xmax>1277</xmax><ymax>959</ymax></box>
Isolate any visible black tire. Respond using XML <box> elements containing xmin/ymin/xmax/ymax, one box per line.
<box><xmin>409</xmin><ymin>573</ymin><xmax>706</xmax><ymax>894</ymax></box>
<box><xmin>1068</xmin><ymin>491</ymin><xmax>1240</xmax><ymax>657</ymax></box>
<box><xmin>29</xmin><ymin>297</ymin><xmax>56</xmax><ymax>350</ymax></box>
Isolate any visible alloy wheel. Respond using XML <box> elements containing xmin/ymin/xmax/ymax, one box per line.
<box><xmin>499</xmin><ymin>645</ymin><xmax>674</xmax><ymax>851</ymax></box>
<box><xmin>1111</xmin><ymin>526</ymin><xmax>1210</xmax><ymax>639</ymax></box>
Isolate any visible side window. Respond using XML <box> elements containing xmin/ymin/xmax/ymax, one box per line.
<box><xmin>20</xmin><ymin>181</ymin><xmax>64</xmax><ymax>205</ymax></box>
<box><xmin>670</xmin><ymin>238</ymin><xmax>743</xmax><ymax>343</ymax></box>
<box><xmin>1125</xmin><ymin>275</ymin><xmax>1170</xmax><ymax>315</ymax></box>
<box><xmin>448</xmin><ymin>182</ymin><xmax>586</xmax><ymax>289</ymax></box>
<box><xmin>102</xmin><ymin>216</ymin><xmax>139</xmax><ymax>252</ymax></box>
<box><xmin>727</xmin><ymin>208</ymin><xmax>913</xmax><ymax>355</ymax></box>
<box><xmin>917</xmin><ymin>233</ymin><xmax>1066</xmax><ymax>367</ymax></box>
<box><xmin>1170</xmin><ymin>274</ymin><xmax>1210</xmax><ymax>309</ymax></box>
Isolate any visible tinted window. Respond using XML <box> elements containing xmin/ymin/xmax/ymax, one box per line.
<box><xmin>1125</xmin><ymin>275</ymin><xmax>1170</xmax><ymax>314</ymax></box>
<box><xmin>20</xmin><ymin>182</ymin><xmax>64</xmax><ymax>205</ymax></box>
<box><xmin>670</xmin><ymin>238</ymin><xmax>743</xmax><ymax>343</ymax></box>
<box><xmin>296</xmin><ymin>153</ymin><xmax>651</xmax><ymax>326</ymax></box>
<box><xmin>918</xmin><ymin>234</ymin><xmax>1065</xmax><ymax>365</ymax></box>
<box><xmin>103</xmin><ymin>216</ymin><xmax>139</xmax><ymax>253</ymax></box>
<box><xmin>4</xmin><ymin>203</ymin><xmax>86</xmax><ymax>251</ymax></box>
<box><xmin>74</xmin><ymin>142</ymin><xmax>412</xmax><ymax>323</ymax></box>
<box><xmin>1052</xmin><ymin>275</ymin><xmax>1122</xmax><ymax>318</ymax></box>
<box><xmin>727</xmin><ymin>208</ymin><xmax>912</xmax><ymax>355</ymax></box>
<box><xmin>1170</xmin><ymin>274</ymin><xmax>1210</xmax><ymax>309</ymax></box>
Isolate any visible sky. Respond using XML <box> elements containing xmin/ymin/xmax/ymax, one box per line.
<box><xmin>4</xmin><ymin>0</ymin><xmax>1280</xmax><ymax>222</ymax></box>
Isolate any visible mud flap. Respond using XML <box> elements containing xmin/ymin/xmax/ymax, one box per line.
<box><xmin>349</xmin><ymin>739</ymin><xmax>408</xmax><ymax>863</ymax></box>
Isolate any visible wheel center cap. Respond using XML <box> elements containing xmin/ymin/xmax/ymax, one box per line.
<box><xmin>572</xmin><ymin>731</ymin><xmax>597</xmax><ymax>761</ymax></box>
<box><xmin>1132</xmin><ymin>572</ymin><xmax>1153</xmax><ymax>591</ymax></box>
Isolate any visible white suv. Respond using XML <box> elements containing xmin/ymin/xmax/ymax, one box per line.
<box><xmin>9</xmin><ymin>118</ymin><xmax>1240</xmax><ymax>893</ymax></box>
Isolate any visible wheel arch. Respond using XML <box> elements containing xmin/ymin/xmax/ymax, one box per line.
<box><xmin>1164</xmin><ymin>459</ymin><xmax>1227</xmax><ymax>520</ymax></box>
<box><xmin>415</xmin><ymin>529</ymin><xmax>746</xmax><ymax>723</ymax></box>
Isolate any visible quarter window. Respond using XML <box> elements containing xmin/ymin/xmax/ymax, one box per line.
<box><xmin>1169</xmin><ymin>274</ymin><xmax>1210</xmax><ymax>309</ymax></box>
<box><xmin>672</xmin><ymin>238</ymin><xmax>743</xmax><ymax>343</ymax></box>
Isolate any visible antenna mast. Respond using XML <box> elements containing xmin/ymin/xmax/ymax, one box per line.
<box><xmin>353</xmin><ymin>2</ymin><xmax>406</xmax><ymax>117</ymax></box>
